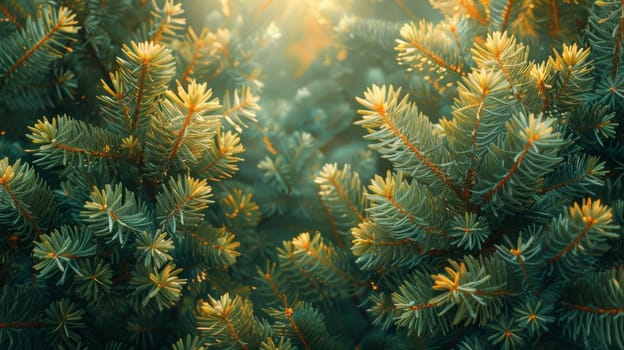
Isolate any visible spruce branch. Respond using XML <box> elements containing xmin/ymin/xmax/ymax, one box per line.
<box><xmin>495</xmin><ymin>231</ymin><xmax>543</xmax><ymax>292</ymax></box>
<box><xmin>80</xmin><ymin>183</ymin><xmax>152</xmax><ymax>245</ymax></box>
<box><xmin>559</xmin><ymin>267</ymin><xmax>624</xmax><ymax>349</ymax></box>
<box><xmin>586</xmin><ymin>0</ymin><xmax>624</xmax><ymax>80</ymax></box>
<box><xmin>567</xmin><ymin>104</ymin><xmax>618</xmax><ymax>146</ymax></box>
<box><xmin>315</xmin><ymin>163</ymin><xmax>367</xmax><ymax>235</ymax></box>
<box><xmin>0</xmin><ymin>157</ymin><xmax>57</xmax><ymax>239</ymax></box>
<box><xmin>0</xmin><ymin>285</ymin><xmax>45</xmax><ymax>347</ymax></box>
<box><xmin>178</xmin><ymin>27</ymin><xmax>218</xmax><ymax>82</ymax></box>
<box><xmin>365</xmin><ymin>170</ymin><xmax>444</xmax><ymax>242</ymax></box>
<box><xmin>475</xmin><ymin>113</ymin><xmax>567</xmax><ymax>215</ymax></box>
<box><xmin>146</xmin><ymin>0</ymin><xmax>185</xmax><ymax>44</ymax></box>
<box><xmin>538</xmin><ymin>154</ymin><xmax>607</xmax><ymax>197</ymax></box>
<box><xmin>27</xmin><ymin>115</ymin><xmax>125</xmax><ymax>173</ymax></box>
<box><xmin>356</xmin><ymin>85</ymin><xmax>458</xmax><ymax>195</ymax></box>
<box><xmin>43</xmin><ymin>299</ymin><xmax>85</xmax><ymax>347</ymax></box>
<box><xmin>429</xmin><ymin>0</ymin><xmax>489</xmax><ymax>25</ymax></box>
<box><xmin>486</xmin><ymin>315</ymin><xmax>525</xmax><ymax>350</ymax></box>
<box><xmin>542</xmin><ymin>198</ymin><xmax>620</xmax><ymax>278</ymax></box>
<box><xmin>196</xmin><ymin>293</ymin><xmax>268</xmax><ymax>350</ymax></box>
<box><xmin>99</xmin><ymin>40</ymin><xmax>176</xmax><ymax>138</ymax></box>
<box><xmin>193</xmin><ymin>130</ymin><xmax>245</xmax><ymax>181</ymax></box>
<box><xmin>395</xmin><ymin>20</ymin><xmax>467</xmax><ymax>78</ymax></box>
<box><xmin>260</xmin><ymin>337</ymin><xmax>294</xmax><ymax>350</ymax></box>
<box><xmin>221</xmin><ymin>86</ymin><xmax>261</xmax><ymax>132</ymax></box>
<box><xmin>73</xmin><ymin>258</ymin><xmax>113</xmax><ymax>301</ymax></box>
<box><xmin>449</xmin><ymin>212</ymin><xmax>490</xmax><ymax>250</ymax></box>
<box><xmin>392</xmin><ymin>270</ymin><xmax>451</xmax><ymax>337</ymax></box>
<box><xmin>444</xmin><ymin>67</ymin><xmax>512</xmax><ymax>162</ymax></box>
<box><xmin>351</xmin><ymin>220</ymin><xmax>424</xmax><ymax>270</ymax></box>
<box><xmin>218</xmin><ymin>187</ymin><xmax>261</xmax><ymax>235</ymax></box>
<box><xmin>490</xmin><ymin>0</ymin><xmax>538</xmax><ymax>37</ymax></box>
<box><xmin>258</xmin><ymin>132</ymin><xmax>320</xmax><ymax>197</ymax></box>
<box><xmin>367</xmin><ymin>292</ymin><xmax>397</xmax><ymax>332</ymax></box>
<box><xmin>177</xmin><ymin>223</ymin><xmax>240</xmax><ymax>268</ymax></box>
<box><xmin>155</xmin><ymin>175</ymin><xmax>213</xmax><ymax>234</ymax></box>
<box><xmin>134</xmin><ymin>230</ymin><xmax>174</xmax><ymax>269</ymax></box>
<box><xmin>548</xmin><ymin>43</ymin><xmax>593</xmax><ymax>111</ymax></box>
<box><xmin>429</xmin><ymin>255</ymin><xmax>515</xmax><ymax>326</ymax></box>
<box><xmin>32</xmin><ymin>226</ymin><xmax>97</xmax><ymax>284</ymax></box>
<box><xmin>259</xmin><ymin>266</ymin><xmax>332</xmax><ymax>350</ymax></box>
<box><xmin>266</xmin><ymin>302</ymin><xmax>341</xmax><ymax>350</ymax></box>
<box><xmin>470</xmin><ymin>31</ymin><xmax>531</xmax><ymax>105</ymax></box>
<box><xmin>144</xmin><ymin>80</ymin><xmax>221</xmax><ymax>178</ymax></box>
<box><xmin>0</xmin><ymin>6</ymin><xmax>79</xmax><ymax>88</ymax></box>
<box><xmin>131</xmin><ymin>263</ymin><xmax>186</xmax><ymax>311</ymax></box>
<box><xmin>513</xmin><ymin>297</ymin><xmax>554</xmax><ymax>337</ymax></box>
<box><xmin>277</xmin><ymin>232</ymin><xmax>364</xmax><ymax>299</ymax></box>
<box><xmin>172</xmin><ymin>334</ymin><xmax>207</xmax><ymax>350</ymax></box>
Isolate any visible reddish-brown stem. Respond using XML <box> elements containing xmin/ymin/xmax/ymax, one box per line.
<box><xmin>482</xmin><ymin>140</ymin><xmax>532</xmax><ymax>203</ymax></box>
<box><xmin>460</xmin><ymin>0</ymin><xmax>488</xmax><ymax>25</ymax></box>
<box><xmin>613</xmin><ymin>12</ymin><xmax>624</xmax><ymax>79</ymax></box>
<box><xmin>375</xmin><ymin>105</ymin><xmax>464</xmax><ymax>200</ymax></box>
<box><xmin>262</xmin><ymin>272</ymin><xmax>311</xmax><ymax>350</ymax></box>
<box><xmin>181</xmin><ymin>35</ymin><xmax>205</xmax><ymax>81</ymax></box>
<box><xmin>167</xmin><ymin>104</ymin><xmax>196</xmax><ymax>163</ymax></box>
<box><xmin>510</xmin><ymin>249</ymin><xmax>534</xmax><ymax>292</ymax></box>
<box><xmin>547</xmin><ymin>222</ymin><xmax>594</xmax><ymax>264</ymax></box>
<box><xmin>326</xmin><ymin>176</ymin><xmax>366</xmax><ymax>223</ymax></box>
<box><xmin>538</xmin><ymin>175</ymin><xmax>586</xmax><ymax>194</ymax></box>
<box><xmin>130</xmin><ymin>61</ymin><xmax>148</xmax><ymax>133</ymax></box>
<box><xmin>410</xmin><ymin>302</ymin><xmax>437</xmax><ymax>310</ymax></box>
<box><xmin>300</xmin><ymin>240</ymin><xmax>366</xmax><ymax>288</ymax></box>
<box><xmin>499</xmin><ymin>0</ymin><xmax>514</xmax><ymax>33</ymax></box>
<box><xmin>563</xmin><ymin>302</ymin><xmax>624</xmax><ymax>315</ymax></box>
<box><xmin>0</xmin><ymin>321</ymin><xmax>48</xmax><ymax>329</ymax></box>
<box><xmin>1</xmin><ymin>13</ymin><xmax>67</xmax><ymax>83</ymax></box>
<box><xmin>222</xmin><ymin>97</ymin><xmax>253</xmax><ymax>121</ymax></box>
<box><xmin>0</xmin><ymin>177</ymin><xmax>42</xmax><ymax>238</ymax></box>
<box><xmin>549</xmin><ymin>0</ymin><xmax>560</xmax><ymax>38</ymax></box>
<box><xmin>219</xmin><ymin>310</ymin><xmax>248</xmax><ymax>350</ymax></box>
<box><xmin>0</xmin><ymin>5</ymin><xmax>21</xmax><ymax>30</ymax></box>
<box><xmin>474</xmin><ymin>289</ymin><xmax>514</xmax><ymax>297</ymax></box>
<box><xmin>317</xmin><ymin>191</ymin><xmax>345</xmax><ymax>248</ymax></box>
<box><xmin>50</xmin><ymin>141</ymin><xmax>123</xmax><ymax>160</ymax></box>
<box><xmin>407</xmin><ymin>40</ymin><xmax>465</xmax><ymax>77</ymax></box>
<box><xmin>537</xmin><ymin>78</ymin><xmax>551</xmax><ymax>113</ymax></box>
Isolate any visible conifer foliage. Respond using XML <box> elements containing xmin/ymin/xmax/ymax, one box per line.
<box><xmin>0</xmin><ymin>0</ymin><xmax>623</xmax><ymax>349</ymax></box>
<box><xmin>1</xmin><ymin>0</ymin><xmax>264</xmax><ymax>348</ymax></box>
<box><xmin>319</xmin><ymin>0</ymin><xmax>624</xmax><ymax>348</ymax></box>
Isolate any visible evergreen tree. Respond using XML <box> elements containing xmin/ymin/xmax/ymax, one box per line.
<box><xmin>0</xmin><ymin>0</ymin><xmax>622</xmax><ymax>349</ymax></box>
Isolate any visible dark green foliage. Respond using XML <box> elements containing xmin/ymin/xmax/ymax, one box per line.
<box><xmin>0</xmin><ymin>6</ymin><xmax>79</xmax><ymax>111</ymax></box>
<box><xmin>156</xmin><ymin>175</ymin><xmax>213</xmax><ymax>234</ymax></box>
<box><xmin>0</xmin><ymin>157</ymin><xmax>58</xmax><ymax>240</ymax></box>
<box><xmin>134</xmin><ymin>230</ymin><xmax>173</xmax><ymax>269</ymax></box>
<box><xmin>27</xmin><ymin>115</ymin><xmax>124</xmax><ymax>174</ymax></box>
<box><xmin>32</xmin><ymin>226</ymin><xmax>96</xmax><ymax>283</ymax></box>
<box><xmin>130</xmin><ymin>262</ymin><xmax>186</xmax><ymax>311</ymax></box>
<box><xmin>266</xmin><ymin>301</ymin><xmax>342</xmax><ymax>350</ymax></box>
<box><xmin>80</xmin><ymin>183</ymin><xmax>151</xmax><ymax>244</ymax></box>
<box><xmin>176</xmin><ymin>223</ymin><xmax>240</xmax><ymax>269</ymax></box>
<box><xmin>343</xmin><ymin>1</ymin><xmax>624</xmax><ymax>349</ymax></box>
<box><xmin>0</xmin><ymin>285</ymin><xmax>44</xmax><ymax>347</ymax></box>
<box><xmin>73</xmin><ymin>258</ymin><xmax>114</xmax><ymax>300</ymax></box>
<box><xmin>559</xmin><ymin>267</ymin><xmax>624</xmax><ymax>349</ymax></box>
<box><xmin>315</xmin><ymin>163</ymin><xmax>366</xmax><ymax>239</ymax></box>
<box><xmin>195</xmin><ymin>293</ymin><xmax>269</xmax><ymax>349</ymax></box>
<box><xmin>43</xmin><ymin>299</ymin><xmax>85</xmax><ymax>347</ymax></box>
